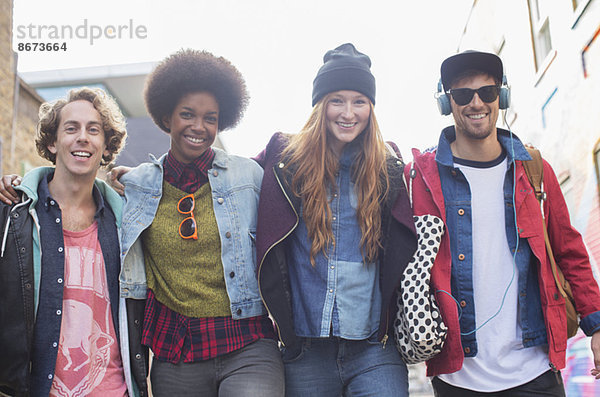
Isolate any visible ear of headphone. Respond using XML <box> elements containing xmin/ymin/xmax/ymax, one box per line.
<box><xmin>499</xmin><ymin>75</ymin><xmax>510</xmax><ymax>110</ymax></box>
<box><xmin>436</xmin><ymin>75</ymin><xmax>511</xmax><ymax>114</ymax></box>
<box><xmin>436</xmin><ymin>80</ymin><xmax>452</xmax><ymax>116</ymax></box>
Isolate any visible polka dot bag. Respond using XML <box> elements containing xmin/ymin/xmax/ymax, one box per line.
<box><xmin>394</xmin><ymin>162</ymin><xmax>448</xmax><ymax>364</ymax></box>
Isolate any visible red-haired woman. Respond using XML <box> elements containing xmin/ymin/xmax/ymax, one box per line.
<box><xmin>254</xmin><ymin>43</ymin><xmax>417</xmax><ymax>397</ymax></box>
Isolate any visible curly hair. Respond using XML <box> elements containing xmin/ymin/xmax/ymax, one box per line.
<box><xmin>36</xmin><ymin>87</ymin><xmax>127</xmax><ymax>166</ymax></box>
<box><xmin>144</xmin><ymin>49</ymin><xmax>249</xmax><ymax>132</ymax></box>
<box><xmin>281</xmin><ymin>94</ymin><xmax>389</xmax><ymax>266</ymax></box>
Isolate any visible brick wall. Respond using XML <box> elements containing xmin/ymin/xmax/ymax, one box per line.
<box><xmin>15</xmin><ymin>81</ymin><xmax>49</xmax><ymax>174</ymax></box>
<box><xmin>0</xmin><ymin>0</ymin><xmax>49</xmax><ymax>175</ymax></box>
<box><xmin>0</xmin><ymin>0</ymin><xmax>15</xmax><ymax>175</ymax></box>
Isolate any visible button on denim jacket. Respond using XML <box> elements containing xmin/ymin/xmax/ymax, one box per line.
<box><xmin>118</xmin><ymin>148</ymin><xmax>267</xmax><ymax>319</ymax></box>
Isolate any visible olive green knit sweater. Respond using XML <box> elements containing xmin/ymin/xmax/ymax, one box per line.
<box><xmin>143</xmin><ymin>181</ymin><xmax>231</xmax><ymax>317</ymax></box>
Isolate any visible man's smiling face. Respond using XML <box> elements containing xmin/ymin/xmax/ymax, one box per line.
<box><xmin>450</xmin><ymin>72</ymin><xmax>499</xmax><ymax>141</ymax></box>
<box><xmin>48</xmin><ymin>100</ymin><xmax>108</xmax><ymax>179</ymax></box>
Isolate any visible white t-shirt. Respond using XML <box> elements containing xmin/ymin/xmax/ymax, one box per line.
<box><xmin>438</xmin><ymin>155</ymin><xmax>549</xmax><ymax>392</ymax></box>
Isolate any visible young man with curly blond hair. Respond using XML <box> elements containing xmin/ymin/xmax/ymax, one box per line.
<box><xmin>0</xmin><ymin>87</ymin><xmax>148</xmax><ymax>396</ymax></box>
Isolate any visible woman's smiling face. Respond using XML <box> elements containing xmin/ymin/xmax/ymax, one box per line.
<box><xmin>163</xmin><ymin>91</ymin><xmax>219</xmax><ymax>163</ymax></box>
<box><xmin>325</xmin><ymin>90</ymin><xmax>371</xmax><ymax>156</ymax></box>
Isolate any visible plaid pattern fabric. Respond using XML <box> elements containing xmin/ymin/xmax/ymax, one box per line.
<box><xmin>163</xmin><ymin>148</ymin><xmax>215</xmax><ymax>194</ymax></box>
<box><xmin>142</xmin><ymin>150</ymin><xmax>276</xmax><ymax>363</ymax></box>
<box><xmin>142</xmin><ymin>290</ymin><xmax>276</xmax><ymax>362</ymax></box>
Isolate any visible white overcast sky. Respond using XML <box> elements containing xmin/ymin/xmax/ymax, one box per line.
<box><xmin>12</xmin><ymin>0</ymin><xmax>474</xmax><ymax>161</ymax></box>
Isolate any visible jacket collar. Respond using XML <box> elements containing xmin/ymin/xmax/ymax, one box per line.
<box><xmin>435</xmin><ymin>126</ymin><xmax>532</xmax><ymax>168</ymax></box>
<box><xmin>17</xmin><ymin>166</ymin><xmax>123</xmax><ymax>227</ymax></box>
<box><xmin>274</xmin><ymin>157</ymin><xmax>302</xmax><ymax>214</ymax></box>
<box><xmin>17</xmin><ymin>166</ymin><xmax>53</xmax><ymax>205</ymax></box>
<box><xmin>212</xmin><ymin>147</ymin><xmax>230</xmax><ymax>169</ymax></box>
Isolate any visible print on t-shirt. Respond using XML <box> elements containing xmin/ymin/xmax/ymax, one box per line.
<box><xmin>50</xmin><ymin>222</ymin><xmax>127</xmax><ymax>397</ymax></box>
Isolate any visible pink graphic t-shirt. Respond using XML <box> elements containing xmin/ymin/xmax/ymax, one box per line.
<box><xmin>50</xmin><ymin>222</ymin><xmax>128</xmax><ymax>397</ymax></box>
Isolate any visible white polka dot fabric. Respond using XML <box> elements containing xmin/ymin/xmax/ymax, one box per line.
<box><xmin>394</xmin><ymin>214</ymin><xmax>448</xmax><ymax>364</ymax></box>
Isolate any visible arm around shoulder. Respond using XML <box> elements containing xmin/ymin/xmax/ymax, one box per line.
<box><xmin>252</xmin><ymin>132</ymin><xmax>289</xmax><ymax>170</ymax></box>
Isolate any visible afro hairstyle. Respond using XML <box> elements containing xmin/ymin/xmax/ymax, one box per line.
<box><xmin>144</xmin><ymin>49</ymin><xmax>249</xmax><ymax>133</ymax></box>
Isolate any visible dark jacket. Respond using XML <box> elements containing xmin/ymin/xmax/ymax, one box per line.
<box><xmin>0</xmin><ymin>167</ymin><xmax>148</xmax><ymax>397</ymax></box>
<box><xmin>254</xmin><ymin>133</ymin><xmax>418</xmax><ymax>350</ymax></box>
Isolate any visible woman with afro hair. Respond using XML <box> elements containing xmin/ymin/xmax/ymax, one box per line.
<box><xmin>110</xmin><ymin>49</ymin><xmax>284</xmax><ymax>396</ymax></box>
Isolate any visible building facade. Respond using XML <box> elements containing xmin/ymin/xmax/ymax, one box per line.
<box><xmin>457</xmin><ymin>0</ymin><xmax>600</xmax><ymax>274</ymax></box>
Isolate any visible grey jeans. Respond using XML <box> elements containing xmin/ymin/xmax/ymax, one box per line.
<box><xmin>150</xmin><ymin>338</ymin><xmax>284</xmax><ymax>397</ymax></box>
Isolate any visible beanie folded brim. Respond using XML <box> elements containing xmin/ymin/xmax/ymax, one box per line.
<box><xmin>312</xmin><ymin>67</ymin><xmax>376</xmax><ymax>106</ymax></box>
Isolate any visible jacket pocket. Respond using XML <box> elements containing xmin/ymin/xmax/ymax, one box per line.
<box><xmin>546</xmin><ymin>300</ymin><xmax>567</xmax><ymax>353</ymax></box>
<box><xmin>249</xmin><ymin>228</ymin><xmax>257</xmax><ymax>271</ymax></box>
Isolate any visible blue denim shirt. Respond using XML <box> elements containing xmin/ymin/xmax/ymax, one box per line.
<box><xmin>437</xmin><ymin>127</ymin><xmax>547</xmax><ymax>357</ymax></box>
<box><xmin>118</xmin><ymin>148</ymin><xmax>267</xmax><ymax>319</ymax></box>
<box><xmin>288</xmin><ymin>143</ymin><xmax>381</xmax><ymax>339</ymax></box>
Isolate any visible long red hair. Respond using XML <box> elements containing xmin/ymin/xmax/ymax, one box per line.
<box><xmin>281</xmin><ymin>92</ymin><xmax>389</xmax><ymax>265</ymax></box>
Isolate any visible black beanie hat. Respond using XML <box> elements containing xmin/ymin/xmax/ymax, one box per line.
<box><xmin>312</xmin><ymin>43</ymin><xmax>376</xmax><ymax>106</ymax></box>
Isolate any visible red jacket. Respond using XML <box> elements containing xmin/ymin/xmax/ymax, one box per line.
<box><xmin>407</xmin><ymin>144</ymin><xmax>600</xmax><ymax>376</ymax></box>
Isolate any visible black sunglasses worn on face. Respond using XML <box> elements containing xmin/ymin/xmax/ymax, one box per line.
<box><xmin>446</xmin><ymin>85</ymin><xmax>500</xmax><ymax>106</ymax></box>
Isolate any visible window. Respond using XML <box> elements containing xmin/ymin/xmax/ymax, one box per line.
<box><xmin>572</xmin><ymin>0</ymin><xmax>593</xmax><ymax>27</ymax></box>
<box><xmin>527</xmin><ymin>0</ymin><xmax>553</xmax><ymax>71</ymax></box>
<box><xmin>582</xmin><ymin>25</ymin><xmax>600</xmax><ymax>78</ymax></box>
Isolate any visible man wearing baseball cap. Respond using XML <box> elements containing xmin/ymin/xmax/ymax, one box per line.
<box><xmin>406</xmin><ymin>50</ymin><xmax>600</xmax><ymax>395</ymax></box>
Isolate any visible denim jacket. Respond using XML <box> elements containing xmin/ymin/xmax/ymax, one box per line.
<box><xmin>407</xmin><ymin>127</ymin><xmax>600</xmax><ymax>376</ymax></box>
<box><xmin>119</xmin><ymin>148</ymin><xmax>267</xmax><ymax>320</ymax></box>
<box><xmin>436</xmin><ymin>128</ymin><xmax>546</xmax><ymax>356</ymax></box>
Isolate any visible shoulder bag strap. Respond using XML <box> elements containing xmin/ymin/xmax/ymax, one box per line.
<box><xmin>523</xmin><ymin>147</ymin><xmax>567</xmax><ymax>298</ymax></box>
